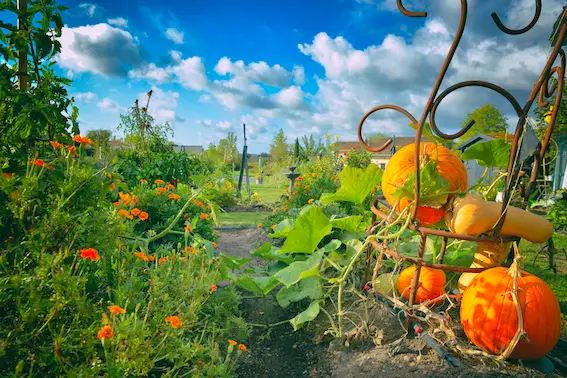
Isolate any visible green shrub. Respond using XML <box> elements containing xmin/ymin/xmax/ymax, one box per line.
<box><xmin>0</xmin><ymin>142</ymin><xmax>246</xmax><ymax>377</ymax></box>
<box><xmin>344</xmin><ymin>148</ymin><xmax>372</xmax><ymax>169</ymax></box>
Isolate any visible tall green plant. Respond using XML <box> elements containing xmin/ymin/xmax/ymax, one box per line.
<box><xmin>0</xmin><ymin>0</ymin><xmax>79</xmax><ymax>166</ymax></box>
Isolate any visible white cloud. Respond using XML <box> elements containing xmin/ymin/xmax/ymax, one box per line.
<box><xmin>96</xmin><ymin>98</ymin><xmax>124</xmax><ymax>113</ymax></box>
<box><xmin>216</xmin><ymin>120</ymin><xmax>232</xmax><ymax>130</ymax></box>
<box><xmin>141</xmin><ymin>87</ymin><xmax>182</xmax><ymax>124</ymax></box>
<box><xmin>57</xmin><ymin>23</ymin><xmax>143</xmax><ymax>77</ymax></box>
<box><xmin>74</xmin><ymin>92</ymin><xmax>96</xmax><ymax>102</ymax></box>
<box><xmin>197</xmin><ymin>119</ymin><xmax>213</xmax><ymax>127</ymax></box>
<box><xmin>199</xmin><ymin>94</ymin><xmax>212</xmax><ymax>103</ymax></box>
<box><xmin>165</xmin><ymin>28</ymin><xmax>184</xmax><ymax>44</ymax></box>
<box><xmin>79</xmin><ymin>3</ymin><xmax>99</xmax><ymax>17</ymax></box>
<box><xmin>108</xmin><ymin>17</ymin><xmax>128</xmax><ymax>28</ymax></box>
<box><xmin>273</xmin><ymin>86</ymin><xmax>305</xmax><ymax>109</ymax></box>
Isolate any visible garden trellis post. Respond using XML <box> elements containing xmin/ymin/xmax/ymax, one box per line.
<box><xmin>17</xmin><ymin>0</ymin><xmax>28</xmax><ymax>91</ymax></box>
<box><xmin>237</xmin><ymin>123</ymin><xmax>247</xmax><ymax>195</ymax></box>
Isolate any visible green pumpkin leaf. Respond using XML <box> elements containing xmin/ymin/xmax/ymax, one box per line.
<box><xmin>274</xmin><ymin>250</ymin><xmax>324</xmax><ymax>287</ymax></box>
<box><xmin>461</xmin><ymin>139</ymin><xmax>511</xmax><ymax>169</ymax></box>
<box><xmin>321</xmin><ymin>165</ymin><xmax>382</xmax><ymax>204</ymax></box>
<box><xmin>232</xmin><ymin>275</ymin><xmax>280</xmax><ymax>296</ymax></box>
<box><xmin>268</xmin><ymin>218</ymin><xmax>296</xmax><ymax>239</ymax></box>
<box><xmin>331</xmin><ymin>215</ymin><xmax>363</xmax><ymax>232</ymax></box>
<box><xmin>290</xmin><ymin>301</ymin><xmax>321</xmax><ymax>330</ymax></box>
<box><xmin>278</xmin><ymin>207</ymin><xmax>332</xmax><ymax>255</ymax></box>
<box><xmin>392</xmin><ymin>159</ymin><xmax>451</xmax><ymax>207</ymax></box>
<box><xmin>250</xmin><ymin>242</ymin><xmax>294</xmax><ymax>265</ymax></box>
<box><xmin>276</xmin><ymin>277</ymin><xmax>323</xmax><ymax>308</ymax></box>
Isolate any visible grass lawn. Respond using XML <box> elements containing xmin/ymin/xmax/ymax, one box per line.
<box><xmin>240</xmin><ymin>183</ymin><xmax>286</xmax><ymax>204</ymax></box>
<box><xmin>218</xmin><ymin>211</ymin><xmax>272</xmax><ymax>226</ymax></box>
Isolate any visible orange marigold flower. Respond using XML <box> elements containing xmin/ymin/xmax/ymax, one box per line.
<box><xmin>148</xmin><ymin>255</ymin><xmax>155</xmax><ymax>262</ymax></box>
<box><xmin>257</xmin><ymin>223</ymin><xmax>262</xmax><ymax>229</ymax></box>
<box><xmin>213</xmin><ymin>230</ymin><xmax>218</xmax><ymax>234</ymax></box>
<box><xmin>2</xmin><ymin>172</ymin><xmax>13</xmax><ymax>179</ymax></box>
<box><xmin>73</xmin><ymin>135</ymin><xmax>93</xmax><ymax>144</ymax></box>
<box><xmin>155</xmin><ymin>179</ymin><xmax>165</xmax><ymax>185</ymax></box>
<box><xmin>65</xmin><ymin>145</ymin><xmax>77</xmax><ymax>154</ymax></box>
<box><xmin>158</xmin><ymin>256</ymin><xmax>169</xmax><ymax>265</ymax></box>
<box><xmin>134</xmin><ymin>251</ymin><xmax>149</xmax><ymax>261</ymax></box>
<box><xmin>131</xmin><ymin>208</ymin><xmax>141</xmax><ymax>216</ymax></box>
<box><xmin>97</xmin><ymin>324</ymin><xmax>114</xmax><ymax>340</ymax></box>
<box><xmin>138</xmin><ymin>212</ymin><xmax>149</xmax><ymax>221</ymax></box>
<box><xmin>238</xmin><ymin>344</ymin><xmax>247</xmax><ymax>352</ymax></box>
<box><xmin>50</xmin><ymin>141</ymin><xmax>63</xmax><ymax>149</ymax></box>
<box><xmin>199</xmin><ymin>212</ymin><xmax>209</xmax><ymax>220</ymax></box>
<box><xmin>79</xmin><ymin>248</ymin><xmax>100</xmax><ymax>261</ymax></box>
<box><xmin>212</xmin><ymin>242</ymin><xmax>217</xmax><ymax>248</ymax></box>
<box><xmin>284</xmin><ymin>206</ymin><xmax>289</xmax><ymax>212</ymax></box>
<box><xmin>156</xmin><ymin>187</ymin><xmax>167</xmax><ymax>193</ymax></box>
<box><xmin>30</xmin><ymin>159</ymin><xmax>45</xmax><ymax>167</ymax></box>
<box><xmin>312</xmin><ymin>173</ymin><xmax>317</xmax><ymax>177</ymax></box>
<box><xmin>297</xmin><ymin>176</ymin><xmax>303</xmax><ymax>181</ymax></box>
<box><xmin>332</xmin><ymin>175</ymin><xmax>338</xmax><ymax>180</ymax></box>
<box><xmin>117</xmin><ymin>209</ymin><xmax>131</xmax><ymax>219</ymax></box>
<box><xmin>44</xmin><ymin>164</ymin><xmax>55</xmax><ymax>171</ymax></box>
<box><xmin>292</xmin><ymin>191</ymin><xmax>298</xmax><ymax>196</ymax></box>
<box><xmin>308</xmin><ymin>199</ymin><xmax>314</xmax><ymax>204</ymax></box>
<box><xmin>274</xmin><ymin>207</ymin><xmax>280</xmax><ymax>212</ymax></box>
<box><xmin>113</xmin><ymin>201</ymin><xmax>120</xmax><ymax>207</ymax></box>
<box><xmin>294</xmin><ymin>182</ymin><xmax>300</xmax><ymax>188</ymax></box>
<box><xmin>270</xmin><ymin>225</ymin><xmax>275</xmax><ymax>230</ymax></box>
<box><xmin>185</xmin><ymin>224</ymin><xmax>193</xmax><ymax>233</ymax></box>
<box><xmin>193</xmin><ymin>200</ymin><xmax>205</xmax><ymax>208</ymax></box>
<box><xmin>140</xmin><ymin>179</ymin><xmax>148</xmax><ymax>184</ymax></box>
<box><xmin>108</xmin><ymin>305</ymin><xmax>126</xmax><ymax>314</ymax></box>
<box><xmin>210</xmin><ymin>284</ymin><xmax>218</xmax><ymax>292</ymax></box>
<box><xmin>228</xmin><ymin>339</ymin><xmax>238</xmax><ymax>346</ymax></box>
<box><xmin>165</xmin><ymin>315</ymin><xmax>182</xmax><ymax>328</ymax></box>
<box><xmin>165</xmin><ymin>184</ymin><xmax>174</xmax><ymax>190</ymax></box>
<box><xmin>168</xmin><ymin>193</ymin><xmax>182</xmax><ymax>200</ymax></box>
<box><xmin>185</xmin><ymin>246</ymin><xmax>196</xmax><ymax>254</ymax></box>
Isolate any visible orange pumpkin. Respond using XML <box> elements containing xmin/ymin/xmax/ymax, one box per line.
<box><xmin>460</xmin><ymin>265</ymin><xmax>561</xmax><ymax>360</ymax></box>
<box><xmin>382</xmin><ymin>142</ymin><xmax>467</xmax><ymax>225</ymax></box>
<box><xmin>397</xmin><ymin>265</ymin><xmax>446</xmax><ymax>304</ymax></box>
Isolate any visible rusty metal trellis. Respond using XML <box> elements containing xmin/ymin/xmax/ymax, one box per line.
<box><xmin>358</xmin><ymin>0</ymin><xmax>567</xmax><ymax>327</ymax></box>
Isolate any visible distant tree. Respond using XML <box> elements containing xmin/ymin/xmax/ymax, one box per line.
<box><xmin>87</xmin><ymin>129</ymin><xmax>112</xmax><ymax>159</ymax></box>
<box><xmin>270</xmin><ymin>129</ymin><xmax>289</xmax><ymax>165</ymax></box>
<box><xmin>533</xmin><ymin>77</ymin><xmax>567</xmax><ymax>138</ymax></box>
<box><xmin>218</xmin><ymin>132</ymin><xmax>238</xmax><ymax>164</ymax></box>
<box><xmin>460</xmin><ymin>104</ymin><xmax>508</xmax><ymax>139</ymax></box>
<box><xmin>293</xmin><ymin>138</ymin><xmax>301</xmax><ymax>162</ymax></box>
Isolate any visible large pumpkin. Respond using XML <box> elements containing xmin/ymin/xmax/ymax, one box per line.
<box><xmin>460</xmin><ymin>265</ymin><xmax>561</xmax><ymax>360</ymax></box>
<box><xmin>397</xmin><ymin>265</ymin><xmax>446</xmax><ymax>304</ymax></box>
<box><xmin>382</xmin><ymin>142</ymin><xmax>467</xmax><ymax>225</ymax></box>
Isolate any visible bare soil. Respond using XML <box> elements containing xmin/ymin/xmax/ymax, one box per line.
<box><xmin>216</xmin><ymin>227</ymin><xmax>567</xmax><ymax>377</ymax></box>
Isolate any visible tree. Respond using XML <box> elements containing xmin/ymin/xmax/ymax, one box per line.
<box><xmin>293</xmin><ymin>138</ymin><xmax>301</xmax><ymax>162</ymax></box>
<box><xmin>218</xmin><ymin>132</ymin><xmax>238</xmax><ymax>164</ymax></box>
<box><xmin>460</xmin><ymin>104</ymin><xmax>508</xmax><ymax>139</ymax></box>
<box><xmin>87</xmin><ymin>129</ymin><xmax>112</xmax><ymax>159</ymax></box>
<box><xmin>270</xmin><ymin>128</ymin><xmax>289</xmax><ymax>165</ymax></box>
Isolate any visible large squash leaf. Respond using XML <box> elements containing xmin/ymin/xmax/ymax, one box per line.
<box><xmin>276</xmin><ymin>277</ymin><xmax>323</xmax><ymax>308</ymax></box>
<box><xmin>330</xmin><ymin>215</ymin><xmax>363</xmax><ymax>232</ymax></box>
<box><xmin>277</xmin><ymin>207</ymin><xmax>332</xmax><ymax>255</ymax></box>
<box><xmin>289</xmin><ymin>300</ymin><xmax>321</xmax><ymax>330</ymax></box>
<box><xmin>321</xmin><ymin>165</ymin><xmax>382</xmax><ymax>204</ymax></box>
<box><xmin>461</xmin><ymin>139</ymin><xmax>510</xmax><ymax>169</ymax></box>
<box><xmin>274</xmin><ymin>250</ymin><xmax>324</xmax><ymax>287</ymax></box>
<box><xmin>392</xmin><ymin>159</ymin><xmax>451</xmax><ymax>206</ymax></box>
<box><xmin>250</xmin><ymin>242</ymin><xmax>294</xmax><ymax>265</ymax></box>
<box><xmin>232</xmin><ymin>275</ymin><xmax>280</xmax><ymax>296</ymax></box>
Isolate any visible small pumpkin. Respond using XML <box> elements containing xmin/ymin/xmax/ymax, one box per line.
<box><xmin>397</xmin><ymin>265</ymin><xmax>446</xmax><ymax>304</ymax></box>
<box><xmin>461</xmin><ymin>264</ymin><xmax>561</xmax><ymax>360</ymax></box>
<box><xmin>382</xmin><ymin>142</ymin><xmax>467</xmax><ymax>225</ymax></box>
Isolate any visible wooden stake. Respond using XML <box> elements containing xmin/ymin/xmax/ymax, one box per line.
<box><xmin>17</xmin><ymin>0</ymin><xmax>28</xmax><ymax>91</ymax></box>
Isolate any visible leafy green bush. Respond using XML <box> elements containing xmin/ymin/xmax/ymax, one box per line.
<box><xmin>547</xmin><ymin>190</ymin><xmax>567</xmax><ymax>231</ymax></box>
<box><xmin>343</xmin><ymin>148</ymin><xmax>372</xmax><ymax>169</ymax></box>
<box><xmin>0</xmin><ymin>141</ymin><xmax>246</xmax><ymax>377</ymax></box>
<box><xmin>113</xmin><ymin>150</ymin><xmax>212</xmax><ymax>188</ymax></box>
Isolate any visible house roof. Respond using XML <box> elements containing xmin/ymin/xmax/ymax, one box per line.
<box><xmin>456</xmin><ymin>134</ymin><xmax>494</xmax><ymax>152</ymax></box>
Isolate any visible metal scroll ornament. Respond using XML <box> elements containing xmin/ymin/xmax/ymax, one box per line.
<box><xmin>358</xmin><ymin>1</ymin><xmax>567</xmax><ymax>313</ymax></box>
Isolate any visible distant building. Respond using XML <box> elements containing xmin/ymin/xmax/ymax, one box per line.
<box><xmin>456</xmin><ymin>134</ymin><xmax>497</xmax><ymax>188</ymax></box>
<box><xmin>337</xmin><ymin>136</ymin><xmax>432</xmax><ymax>169</ymax></box>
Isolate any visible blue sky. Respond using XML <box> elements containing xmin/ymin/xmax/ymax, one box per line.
<box><xmin>2</xmin><ymin>0</ymin><xmax>565</xmax><ymax>153</ymax></box>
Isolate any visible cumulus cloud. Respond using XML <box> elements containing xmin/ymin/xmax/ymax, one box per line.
<box><xmin>140</xmin><ymin>87</ymin><xmax>183</xmax><ymax>124</ymax></box>
<box><xmin>74</xmin><ymin>92</ymin><xmax>96</xmax><ymax>102</ymax></box>
<box><xmin>79</xmin><ymin>3</ymin><xmax>99</xmax><ymax>17</ymax></box>
<box><xmin>57</xmin><ymin>24</ymin><xmax>143</xmax><ymax>77</ymax></box>
<box><xmin>216</xmin><ymin>120</ymin><xmax>232</xmax><ymax>130</ymax></box>
<box><xmin>128</xmin><ymin>53</ymin><xmax>208</xmax><ymax>90</ymax></box>
<box><xmin>165</xmin><ymin>28</ymin><xmax>184</xmax><ymax>44</ymax></box>
<box><xmin>96</xmin><ymin>98</ymin><xmax>124</xmax><ymax>113</ymax></box>
<box><xmin>108</xmin><ymin>17</ymin><xmax>128</xmax><ymax>28</ymax></box>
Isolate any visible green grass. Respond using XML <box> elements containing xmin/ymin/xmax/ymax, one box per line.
<box><xmin>218</xmin><ymin>211</ymin><xmax>272</xmax><ymax>226</ymax></box>
<box><xmin>240</xmin><ymin>183</ymin><xmax>286</xmax><ymax>204</ymax></box>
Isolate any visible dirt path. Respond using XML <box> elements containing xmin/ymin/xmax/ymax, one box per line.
<box><xmin>216</xmin><ymin>228</ymin><xmax>565</xmax><ymax>378</ymax></box>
